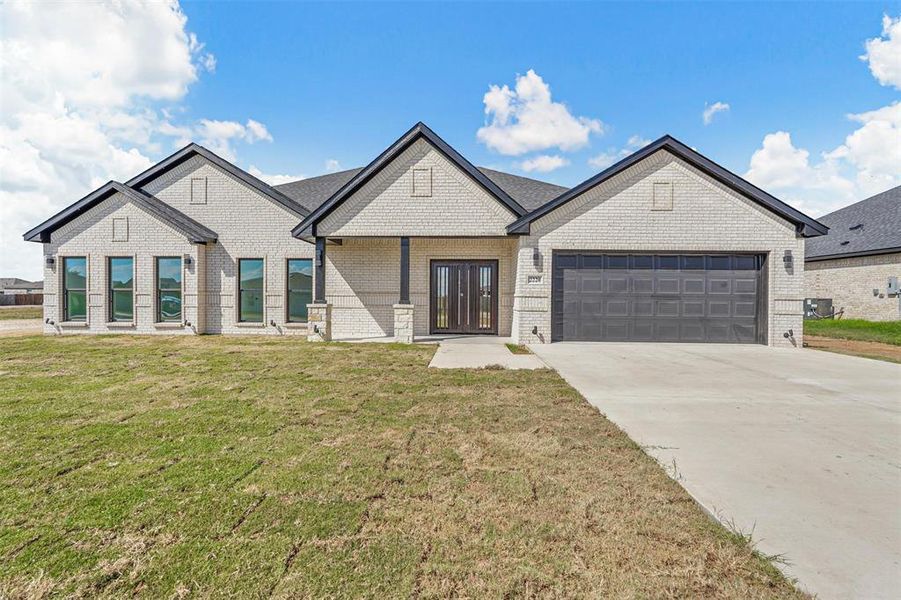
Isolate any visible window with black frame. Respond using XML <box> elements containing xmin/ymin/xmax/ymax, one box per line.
<box><xmin>63</xmin><ymin>257</ymin><xmax>87</xmax><ymax>321</ymax></box>
<box><xmin>238</xmin><ymin>258</ymin><xmax>264</xmax><ymax>322</ymax></box>
<box><xmin>286</xmin><ymin>259</ymin><xmax>313</xmax><ymax>322</ymax></box>
<box><xmin>156</xmin><ymin>257</ymin><xmax>182</xmax><ymax>322</ymax></box>
<box><xmin>108</xmin><ymin>257</ymin><xmax>134</xmax><ymax>322</ymax></box>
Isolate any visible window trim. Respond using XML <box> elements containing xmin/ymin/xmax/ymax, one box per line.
<box><xmin>107</xmin><ymin>255</ymin><xmax>135</xmax><ymax>323</ymax></box>
<box><xmin>237</xmin><ymin>257</ymin><xmax>265</xmax><ymax>324</ymax></box>
<box><xmin>61</xmin><ymin>255</ymin><xmax>88</xmax><ymax>323</ymax></box>
<box><xmin>154</xmin><ymin>256</ymin><xmax>184</xmax><ymax>324</ymax></box>
<box><xmin>285</xmin><ymin>258</ymin><xmax>313</xmax><ymax>324</ymax></box>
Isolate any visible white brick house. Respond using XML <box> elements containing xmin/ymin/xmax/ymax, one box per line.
<box><xmin>25</xmin><ymin>122</ymin><xmax>829</xmax><ymax>347</ymax></box>
<box><xmin>804</xmin><ymin>186</ymin><xmax>901</xmax><ymax>321</ymax></box>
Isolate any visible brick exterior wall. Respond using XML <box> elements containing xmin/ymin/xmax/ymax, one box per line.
<box><xmin>42</xmin><ymin>155</ymin><xmax>314</xmax><ymax>335</ymax></box>
<box><xmin>42</xmin><ymin>192</ymin><xmax>202</xmax><ymax>335</ymax></box>
<box><xmin>323</xmin><ymin>237</ymin><xmax>517</xmax><ymax>339</ymax></box>
<box><xmin>317</xmin><ymin>138</ymin><xmax>515</xmax><ymax>237</ymax></box>
<box><xmin>805</xmin><ymin>252</ymin><xmax>901</xmax><ymax>321</ymax></box>
<box><xmin>510</xmin><ymin>151</ymin><xmax>806</xmax><ymax>348</ymax></box>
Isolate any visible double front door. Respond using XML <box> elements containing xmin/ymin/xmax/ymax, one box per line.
<box><xmin>430</xmin><ymin>260</ymin><xmax>498</xmax><ymax>334</ymax></box>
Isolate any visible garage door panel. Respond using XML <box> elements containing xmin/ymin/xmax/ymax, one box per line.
<box><xmin>632</xmin><ymin>277</ymin><xmax>653</xmax><ymax>293</ymax></box>
<box><xmin>553</xmin><ymin>253</ymin><xmax>763</xmax><ymax>343</ymax></box>
<box><xmin>607</xmin><ymin>277</ymin><xmax>628</xmax><ymax>293</ymax></box>
<box><xmin>683</xmin><ymin>278</ymin><xmax>706</xmax><ymax>294</ymax></box>
<box><xmin>734</xmin><ymin>278</ymin><xmax>757</xmax><ymax>294</ymax></box>
<box><xmin>657</xmin><ymin>278</ymin><xmax>680</xmax><ymax>294</ymax></box>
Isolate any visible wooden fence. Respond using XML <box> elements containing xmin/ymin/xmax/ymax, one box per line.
<box><xmin>0</xmin><ymin>294</ymin><xmax>43</xmax><ymax>306</ymax></box>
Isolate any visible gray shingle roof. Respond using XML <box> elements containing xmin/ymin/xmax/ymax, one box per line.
<box><xmin>274</xmin><ymin>167</ymin><xmax>567</xmax><ymax>214</ymax></box>
<box><xmin>805</xmin><ymin>185</ymin><xmax>901</xmax><ymax>260</ymax></box>
<box><xmin>0</xmin><ymin>278</ymin><xmax>42</xmax><ymax>290</ymax></box>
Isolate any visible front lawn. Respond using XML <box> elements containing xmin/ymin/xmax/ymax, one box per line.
<box><xmin>804</xmin><ymin>318</ymin><xmax>901</xmax><ymax>346</ymax></box>
<box><xmin>0</xmin><ymin>335</ymin><xmax>801</xmax><ymax>598</ymax></box>
<box><xmin>0</xmin><ymin>306</ymin><xmax>42</xmax><ymax>320</ymax></box>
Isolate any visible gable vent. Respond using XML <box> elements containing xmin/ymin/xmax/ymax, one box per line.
<box><xmin>412</xmin><ymin>167</ymin><xmax>432</xmax><ymax>197</ymax></box>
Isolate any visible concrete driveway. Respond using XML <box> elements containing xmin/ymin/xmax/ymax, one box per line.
<box><xmin>531</xmin><ymin>343</ymin><xmax>901</xmax><ymax>599</ymax></box>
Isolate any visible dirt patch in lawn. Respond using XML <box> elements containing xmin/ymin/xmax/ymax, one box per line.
<box><xmin>805</xmin><ymin>335</ymin><xmax>901</xmax><ymax>364</ymax></box>
<box><xmin>0</xmin><ymin>334</ymin><xmax>805</xmax><ymax>598</ymax></box>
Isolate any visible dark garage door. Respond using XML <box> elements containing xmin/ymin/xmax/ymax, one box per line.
<box><xmin>552</xmin><ymin>253</ymin><xmax>765</xmax><ymax>343</ymax></box>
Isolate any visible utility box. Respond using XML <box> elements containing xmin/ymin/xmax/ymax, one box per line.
<box><xmin>888</xmin><ymin>276</ymin><xmax>899</xmax><ymax>296</ymax></box>
<box><xmin>804</xmin><ymin>298</ymin><xmax>834</xmax><ymax>319</ymax></box>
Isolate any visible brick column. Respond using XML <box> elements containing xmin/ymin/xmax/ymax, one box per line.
<box><xmin>393</xmin><ymin>304</ymin><xmax>414</xmax><ymax>343</ymax></box>
<box><xmin>306</xmin><ymin>303</ymin><xmax>332</xmax><ymax>342</ymax></box>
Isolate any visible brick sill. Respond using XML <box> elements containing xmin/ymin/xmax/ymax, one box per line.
<box><xmin>153</xmin><ymin>322</ymin><xmax>184</xmax><ymax>329</ymax></box>
<box><xmin>236</xmin><ymin>322</ymin><xmax>266</xmax><ymax>328</ymax></box>
<box><xmin>107</xmin><ymin>322</ymin><xmax>135</xmax><ymax>328</ymax></box>
<box><xmin>59</xmin><ymin>321</ymin><xmax>88</xmax><ymax>328</ymax></box>
<box><xmin>284</xmin><ymin>322</ymin><xmax>307</xmax><ymax>329</ymax></box>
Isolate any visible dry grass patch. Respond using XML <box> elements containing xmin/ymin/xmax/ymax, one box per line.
<box><xmin>0</xmin><ymin>306</ymin><xmax>42</xmax><ymax>320</ymax></box>
<box><xmin>0</xmin><ymin>335</ymin><xmax>804</xmax><ymax>598</ymax></box>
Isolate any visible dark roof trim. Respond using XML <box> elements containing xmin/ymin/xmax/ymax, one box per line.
<box><xmin>805</xmin><ymin>246</ymin><xmax>901</xmax><ymax>262</ymax></box>
<box><xmin>23</xmin><ymin>182</ymin><xmax>217</xmax><ymax>244</ymax></box>
<box><xmin>506</xmin><ymin>135</ymin><xmax>829</xmax><ymax>237</ymax></box>
<box><xmin>292</xmin><ymin>122</ymin><xmax>526</xmax><ymax>238</ymax></box>
<box><xmin>126</xmin><ymin>143</ymin><xmax>308</xmax><ymax>217</ymax></box>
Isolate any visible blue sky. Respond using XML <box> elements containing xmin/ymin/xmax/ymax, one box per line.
<box><xmin>178</xmin><ymin>1</ymin><xmax>899</xmax><ymax>187</ymax></box>
<box><xmin>2</xmin><ymin>1</ymin><xmax>900</xmax><ymax>279</ymax></box>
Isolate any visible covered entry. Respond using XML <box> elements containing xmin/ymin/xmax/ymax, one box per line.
<box><xmin>551</xmin><ymin>253</ymin><xmax>766</xmax><ymax>343</ymax></box>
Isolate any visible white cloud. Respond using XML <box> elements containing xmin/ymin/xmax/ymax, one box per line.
<box><xmin>862</xmin><ymin>14</ymin><xmax>901</xmax><ymax>90</ymax></box>
<box><xmin>702</xmin><ymin>101</ymin><xmax>730</xmax><ymax>125</ymax></box>
<box><xmin>519</xmin><ymin>155</ymin><xmax>569</xmax><ymax>173</ymax></box>
<box><xmin>248</xmin><ymin>166</ymin><xmax>304</xmax><ymax>186</ymax></box>
<box><xmin>745</xmin><ymin>15</ymin><xmax>901</xmax><ymax>216</ymax></box>
<box><xmin>325</xmin><ymin>159</ymin><xmax>341</xmax><ymax>172</ymax></box>
<box><xmin>587</xmin><ymin>134</ymin><xmax>650</xmax><ymax>169</ymax></box>
<box><xmin>195</xmin><ymin>118</ymin><xmax>272</xmax><ymax>160</ymax></box>
<box><xmin>0</xmin><ymin>0</ymin><xmax>271</xmax><ymax>279</ymax></box>
<box><xmin>477</xmin><ymin>69</ymin><xmax>604</xmax><ymax>155</ymax></box>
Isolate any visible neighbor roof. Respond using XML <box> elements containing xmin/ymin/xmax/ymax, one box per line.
<box><xmin>507</xmin><ymin>135</ymin><xmax>829</xmax><ymax>237</ymax></box>
<box><xmin>292</xmin><ymin>122</ymin><xmax>535</xmax><ymax>237</ymax></box>
<box><xmin>0</xmin><ymin>278</ymin><xmax>42</xmax><ymax>290</ymax></box>
<box><xmin>805</xmin><ymin>185</ymin><xmax>901</xmax><ymax>261</ymax></box>
<box><xmin>275</xmin><ymin>166</ymin><xmax>566</xmax><ymax>214</ymax></box>
<box><xmin>23</xmin><ymin>182</ymin><xmax>218</xmax><ymax>244</ymax></box>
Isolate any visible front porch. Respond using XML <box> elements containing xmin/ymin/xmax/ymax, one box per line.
<box><xmin>306</xmin><ymin>237</ymin><xmax>518</xmax><ymax>343</ymax></box>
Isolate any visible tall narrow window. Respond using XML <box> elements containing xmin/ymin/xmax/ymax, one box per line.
<box><xmin>156</xmin><ymin>257</ymin><xmax>182</xmax><ymax>322</ymax></box>
<box><xmin>108</xmin><ymin>257</ymin><xmax>134</xmax><ymax>322</ymax></box>
<box><xmin>63</xmin><ymin>257</ymin><xmax>87</xmax><ymax>322</ymax></box>
<box><xmin>238</xmin><ymin>258</ymin><xmax>264</xmax><ymax>322</ymax></box>
<box><xmin>287</xmin><ymin>259</ymin><xmax>313</xmax><ymax>322</ymax></box>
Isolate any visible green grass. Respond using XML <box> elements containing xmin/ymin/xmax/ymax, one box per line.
<box><xmin>505</xmin><ymin>342</ymin><xmax>532</xmax><ymax>355</ymax></box>
<box><xmin>0</xmin><ymin>335</ymin><xmax>803</xmax><ymax>598</ymax></box>
<box><xmin>0</xmin><ymin>306</ymin><xmax>42</xmax><ymax>320</ymax></box>
<box><xmin>804</xmin><ymin>319</ymin><xmax>901</xmax><ymax>346</ymax></box>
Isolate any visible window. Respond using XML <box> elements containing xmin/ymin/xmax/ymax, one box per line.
<box><xmin>286</xmin><ymin>259</ymin><xmax>313</xmax><ymax>322</ymax></box>
<box><xmin>156</xmin><ymin>257</ymin><xmax>182</xmax><ymax>322</ymax></box>
<box><xmin>238</xmin><ymin>258</ymin><xmax>264</xmax><ymax>322</ymax></box>
<box><xmin>108</xmin><ymin>257</ymin><xmax>134</xmax><ymax>322</ymax></box>
<box><xmin>63</xmin><ymin>257</ymin><xmax>87</xmax><ymax>321</ymax></box>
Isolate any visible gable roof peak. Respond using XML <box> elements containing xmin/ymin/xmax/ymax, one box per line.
<box><xmin>507</xmin><ymin>134</ymin><xmax>828</xmax><ymax>237</ymax></box>
<box><xmin>292</xmin><ymin>121</ymin><xmax>527</xmax><ymax>238</ymax></box>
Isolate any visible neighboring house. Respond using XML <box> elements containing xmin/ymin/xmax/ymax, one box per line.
<box><xmin>805</xmin><ymin>186</ymin><xmax>901</xmax><ymax>321</ymax></box>
<box><xmin>0</xmin><ymin>278</ymin><xmax>43</xmax><ymax>295</ymax></box>
<box><xmin>24</xmin><ymin>122</ymin><xmax>827</xmax><ymax>347</ymax></box>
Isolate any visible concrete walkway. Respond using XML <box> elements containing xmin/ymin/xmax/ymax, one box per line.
<box><xmin>531</xmin><ymin>342</ymin><xmax>901</xmax><ymax>600</ymax></box>
<box><xmin>428</xmin><ymin>336</ymin><xmax>545</xmax><ymax>369</ymax></box>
